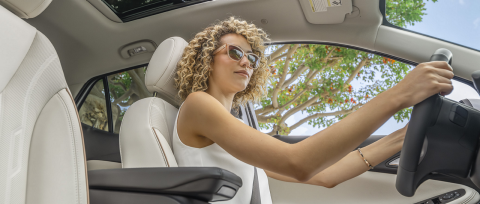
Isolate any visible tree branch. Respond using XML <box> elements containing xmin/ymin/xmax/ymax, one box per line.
<box><xmin>278</xmin><ymin>96</ymin><xmax>320</xmax><ymax>125</ymax></box>
<box><xmin>271</xmin><ymin>44</ymin><xmax>299</xmax><ymax>108</ymax></box>
<box><xmin>268</xmin><ymin>53</ymin><xmax>288</xmax><ymax>65</ymax></box>
<box><xmin>256</xmin><ymin>115</ymin><xmax>277</xmax><ymax>123</ymax></box>
<box><xmin>267</xmin><ymin>44</ymin><xmax>289</xmax><ymax>63</ymax></box>
<box><xmin>128</xmin><ymin>70</ymin><xmax>151</xmax><ymax>98</ymax></box>
<box><xmin>107</xmin><ymin>75</ymin><xmax>126</xmax><ymax>92</ymax></box>
<box><xmin>345</xmin><ymin>58</ymin><xmax>368</xmax><ymax>85</ymax></box>
<box><xmin>112</xmin><ymin>88</ymin><xmax>134</xmax><ymax>105</ymax></box>
<box><xmin>289</xmin><ymin>102</ymin><xmax>364</xmax><ymax>132</ymax></box>
<box><xmin>281</xmin><ymin>63</ymin><xmax>309</xmax><ymax>90</ymax></box>
<box><xmin>323</xmin><ymin>46</ymin><xmax>337</xmax><ymax>63</ymax></box>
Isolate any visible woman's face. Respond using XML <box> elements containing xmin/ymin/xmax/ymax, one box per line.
<box><xmin>209</xmin><ymin>33</ymin><xmax>254</xmax><ymax>93</ymax></box>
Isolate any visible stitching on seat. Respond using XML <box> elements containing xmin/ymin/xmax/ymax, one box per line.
<box><xmin>56</xmin><ymin>92</ymin><xmax>79</xmax><ymax>204</ymax></box>
<box><xmin>65</xmin><ymin>88</ymin><xmax>90</xmax><ymax>204</ymax></box>
<box><xmin>150</xmin><ymin>99</ymin><xmax>169</xmax><ymax>167</ymax></box>
<box><xmin>152</xmin><ymin>127</ymin><xmax>170</xmax><ymax>167</ymax></box>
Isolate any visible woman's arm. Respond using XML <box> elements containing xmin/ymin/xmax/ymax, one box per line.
<box><xmin>182</xmin><ymin>61</ymin><xmax>452</xmax><ymax>182</ymax></box>
<box><xmin>265</xmin><ymin>125</ymin><xmax>406</xmax><ymax>188</ymax></box>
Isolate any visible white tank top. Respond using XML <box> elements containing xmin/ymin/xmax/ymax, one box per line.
<box><xmin>172</xmin><ymin>103</ymin><xmax>272</xmax><ymax>204</ymax></box>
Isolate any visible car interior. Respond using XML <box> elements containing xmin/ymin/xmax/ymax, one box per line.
<box><xmin>1</xmin><ymin>0</ymin><xmax>480</xmax><ymax>204</ymax></box>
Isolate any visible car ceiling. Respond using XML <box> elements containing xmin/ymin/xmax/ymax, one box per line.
<box><xmin>24</xmin><ymin>0</ymin><xmax>480</xmax><ymax>93</ymax></box>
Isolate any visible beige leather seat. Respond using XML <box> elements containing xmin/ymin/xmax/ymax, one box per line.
<box><xmin>120</xmin><ymin>37</ymin><xmax>188</xmax><ymax>168</ymax></box>
<box><xmin>0</xmin><ymin>1</ymin><xmax>89</xmax><ymax>203</ymax></box>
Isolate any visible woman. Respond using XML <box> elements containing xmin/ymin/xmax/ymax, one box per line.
<box><xmin>172</xmin><ymin>17</ymin><xmax>454</xmax><ymax>203</ymax></box>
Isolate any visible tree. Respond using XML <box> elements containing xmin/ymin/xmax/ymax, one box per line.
<box><xmin>256</xmin><ymin>0</ymin><xmax>437</xmax><ymax>135</ymax></box>
<box><xmin>108</xmin><ymin>68</ymin><xmax>152</xmax><ymax>133</ymax></box>
<box><xmin>79</xmin><ymin>67</ymin><xmax>151</xmax><ymax>133</ymax></box>
<box><xmin>385</xmin><ymin>0</ymin><xmax>438</xmax><ymax>28</ymax></box>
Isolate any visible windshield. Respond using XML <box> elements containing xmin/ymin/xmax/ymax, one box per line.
<box><xmin>385</xmin><ymin>0</ymin><xmax>480</xmax><ymax>51</ymax></box>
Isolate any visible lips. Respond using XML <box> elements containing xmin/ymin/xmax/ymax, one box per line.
<box><xmin>234</xmin><ymin>70</ymin><xmax>249</xmax><ymax>78</ymax></box>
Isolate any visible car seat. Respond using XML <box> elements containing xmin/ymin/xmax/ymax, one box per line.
<box><xmin>0</xmin><ymin>1</ymin><xmax>89</xmax><ymax>203</ymax></box>
<box><xmin>119</xmin><ymin>36</ymin><xmax>188</xmax><ymax>168</ymax></box>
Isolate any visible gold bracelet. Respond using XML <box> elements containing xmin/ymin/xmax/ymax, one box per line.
<box><xmin>357</xmin><ymin>148</ymin><xmax>374</xmax><ymax>169</ymax></box>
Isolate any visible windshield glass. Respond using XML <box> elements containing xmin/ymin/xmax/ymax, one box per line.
<box><xmin>385</xmin><ymin>0</ymin><xmax>480</xmax><ymax>51</ymax></box>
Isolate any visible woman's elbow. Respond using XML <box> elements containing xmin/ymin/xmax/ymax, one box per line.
<box><xmin>288</xmin><ymin>161</ymin><xmax>315</xmax><ymax>182</ymax></box>
<box><xmin>310</xmin><ymin>178</ymin><xmax>337</xmax><ymax>189</ymax></box>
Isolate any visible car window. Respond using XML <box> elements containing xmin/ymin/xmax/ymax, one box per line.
<box><xmin>78</xmin><ymin>66</ymin><xmax>152</xmax><ymax>133</ymax></box>
<box><xmin>256</xmin><ymin>44</ymin><xmax>477</xmax><ymax>137</ymax></box>
<box><xmin>107</xmin><ymin>67</ymin><xmax>152</xmax><ymax>133</ymax></box>
<box><xmin>79</xmin><ymin>79</ymin><xmax>109</xmax><ymax>131</ymax></box>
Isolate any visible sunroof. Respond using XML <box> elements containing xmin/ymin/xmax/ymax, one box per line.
<box><xmin>102</xmin><ymin>0</ymin><xmax>211</xmax><ymax>22</ymax></box>
<box><xmin>383</xmin><ymin>0</ymin><xmax>480</xmax><ymax>51</ymax></box>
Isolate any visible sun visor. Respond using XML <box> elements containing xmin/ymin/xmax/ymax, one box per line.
<box><xmin>0</xmin><ymin>0</ymin><xmax>52</xmax><ymax>19</ymax></box>
<box><xmin>298</xmin><ymin>0</ymin><xmax>352</xmax><ymax>24</ymax></box>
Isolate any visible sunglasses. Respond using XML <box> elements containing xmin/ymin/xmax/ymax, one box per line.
<box><xmin>212</xmin><ymin>43</ymin><xmax>260</xmax><ymax>69</ymax></box>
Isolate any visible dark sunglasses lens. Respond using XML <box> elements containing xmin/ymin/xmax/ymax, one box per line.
<box><xmin>228</xmin><ymin>46</ymin><xmax>243</xmax><ymax>61</ymax></box>
<box><xmin>247</xmin><ymin>55</ymin><xmax>259</xmax><ymax>68</ymax></box>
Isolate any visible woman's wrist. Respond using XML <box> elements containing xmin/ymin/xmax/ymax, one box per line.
<box><xmin>360</xmin><ymin>130</ymin><xmax>405</xmax><ymax>167</ymax></box>
<box><xmin>384</xmin><ymin>86</ymin><xmax>409</xmax><ymax>110</ymax></box>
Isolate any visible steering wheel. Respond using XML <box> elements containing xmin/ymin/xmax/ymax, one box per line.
<box><xmin>396</xmin><ymin>48</ymin><xmax>455</xmax><ymax>197</ymax></box>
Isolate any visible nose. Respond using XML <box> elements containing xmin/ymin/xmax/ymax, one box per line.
<box><xmin>238</xmin><ymin>55</ymin><xmax>252</xmax><ymax>69</ymax></box>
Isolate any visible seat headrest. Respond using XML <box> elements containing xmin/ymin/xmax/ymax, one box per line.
<box><xmin>0</xmin><ymin>0</ymin><xmax>51</xmax><ymax>19</ymax></box>
<box><xmin>145</xmin><ymin>36</ymin><xmax>188</xmax><ymax>107</ymax></box>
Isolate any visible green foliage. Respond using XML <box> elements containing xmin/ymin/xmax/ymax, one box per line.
<box><xmin>385</xmin><ymin>0</ymin><xmax>438</xmax><ymax>28</ymax></box>
<box><xmin>259</xmin><ymin>44</ymin><xmax>414</xmax><ymax>133</ymax></box>
<box><xmin>257</xmin><ymin>1</ymin><xmax>436</xmax><ymax>135</ymax></box>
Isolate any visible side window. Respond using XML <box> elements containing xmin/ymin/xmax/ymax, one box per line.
<box><xmin>78</xmin><ymin>66</ymin><xmax>151</xmax><ymax>134</ymax></box>
<box><xmin>79</xmin><ymin>79</ymin><xmax>109</xmax><ymax>131</ymax></box>
<box><xmin>108</xmin><ymin>67</ymin><xmax>151</xmax><ymax>133</ymax></box>
<box><xmin>257</xmin><ymin>44</ymin><xmax>480</xmax><ymax>136</ymax></box>
<box><xmin>256</xmin><ymin>44</ymin><xmax>413</xmax><ymax>136</ymax></box>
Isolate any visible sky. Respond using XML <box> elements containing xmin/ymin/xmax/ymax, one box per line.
<box><xmin>260</xmin><ymin>0</ymin><xmax>480</xmax><ymax>136</ymax></box>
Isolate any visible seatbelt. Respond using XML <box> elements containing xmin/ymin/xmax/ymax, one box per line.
<box><xmin>250</xmin><ymin>167</ymin><xmax>261</xmax><ymax>204</ymax></box>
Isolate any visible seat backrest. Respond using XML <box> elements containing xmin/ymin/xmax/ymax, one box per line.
<box><xmin>120</xmin><ymin>37</ymin><xmax>187</xmax><ymax>168</ymax></box>
<box><xmin>0</xmin><ymin>3</ymin><xmax>88</xmax><ymax>204</ymax></box>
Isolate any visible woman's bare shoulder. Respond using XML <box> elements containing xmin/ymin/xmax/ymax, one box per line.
<box><xmin>182</xmin><ymin>92</ymin><xmax>224</xmax><ymax>115</ymax></box>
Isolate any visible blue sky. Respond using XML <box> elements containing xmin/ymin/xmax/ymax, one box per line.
<box><xmin>260</xmin><ymin>0</ymin><xmax>480</xmax><ymax>136</ymax></box>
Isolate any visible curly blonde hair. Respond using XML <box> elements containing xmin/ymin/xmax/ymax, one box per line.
<box><xmin>174</xmin><ymin>16</ymin><xmax>270</xmax><ymax>109</ymax></box>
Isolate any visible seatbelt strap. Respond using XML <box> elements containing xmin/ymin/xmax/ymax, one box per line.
<box><xmin>250</xmin><ymin>167</ymin><xmax>261</xmax><ymax>204</ymax></box>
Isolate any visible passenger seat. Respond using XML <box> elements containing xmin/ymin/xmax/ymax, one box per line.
<box><xmin>0</xmin><ymin>1</ymin><xmax>89</xmax><ymax>204</ymax></box>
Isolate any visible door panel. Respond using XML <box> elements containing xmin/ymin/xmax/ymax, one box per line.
<box><xmin>268</xmin><ymin>171</ymin><xmax>480</xmax><ymax>204</ymax></box>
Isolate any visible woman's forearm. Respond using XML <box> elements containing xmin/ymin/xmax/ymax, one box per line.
<box><xmin>306</xmin><ymin>129</ymin><xmax>404</xmax><ymax>188</ymax></box>
<box><xmin>289</xmin><ymin>89</ymin><xmax>404</xmax><ymax>181</ymax></box>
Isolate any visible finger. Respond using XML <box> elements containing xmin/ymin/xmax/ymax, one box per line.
<box><xmin>425</xmin><ymin>61</ymin><xmax>453</xmax><ymax>71</ymax></box>
<box><xmin>435</xmin><ymin>75</ymin><xmax>453</xmax><ymax>84</ymax></box>
<box><xmin>435</xmin><ymin>69</ymin><xmax>455</xmax><ymax>79</ymax></box>
<box><xmin>437</xmin><ymin>83</ymin><xmax>454</xmax><ymax>95</ymax></box>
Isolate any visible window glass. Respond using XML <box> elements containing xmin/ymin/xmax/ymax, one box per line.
<box><xmin>256</xmin><ymin>44</ymin><xmax>480</xmax><ymax>136</ymax></box>
<box><xmin>256</xmin><ymin>44</ymin><xmax>414</xmax><ymax>136</ymax></box>
<box><xmin>79</xmin><ymin>79</ymin><xmax>109</xmax><ymax>131</ymax></box>
<box><xmin>384</xmin><ymin>0</ymin><xmax>480</xmax><ymax>51</ymax></box>
<box><xmin>108</xmin><ymin>67</ymin><xmax>152</xmax><ymax>133</ymax></box>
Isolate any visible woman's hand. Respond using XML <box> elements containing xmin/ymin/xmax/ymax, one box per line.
<box><xmin>390</xmin><ymin>61</ymin><xmax>454</xmax><ymax>109</ymax></box>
